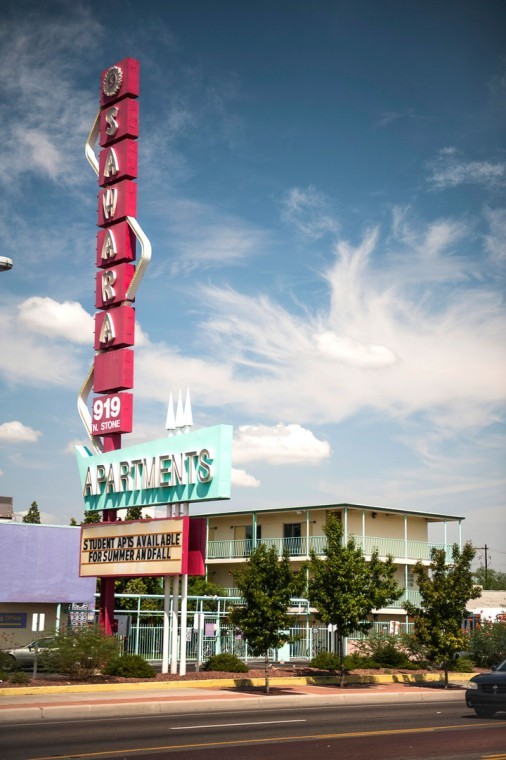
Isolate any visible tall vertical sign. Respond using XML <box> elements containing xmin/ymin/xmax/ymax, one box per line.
<box><xmin>93</xmin><ymin>58</ymin><xmax>140</xmax><ymax>451</ymax></box>
<box><xmin>88</xmin><ymin>58</ymin><xmax>141</xmax><ymax>635</ymax></box>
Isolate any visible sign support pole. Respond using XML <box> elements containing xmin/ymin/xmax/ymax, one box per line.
<box><xmin>179</xmin><ymin>501</ymin><xmax>189</xmax><ymax>676</ymax></box>
<box><xmin>170</xmin><ymin>574</ymin><xmax>179</xmax><ymax>674</ymax></box>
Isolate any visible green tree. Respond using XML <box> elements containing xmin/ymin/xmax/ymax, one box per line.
<box><xmin>405</xmin><ymin>543</ymin><xmax>481</xmax><ymax>687</ymax></box>
<box><xmin>229</xmin><ymin>543</ymin><xmax>305</xmax><ymax>693</ymax></box>
<box><xmin>114</xmin><ymin>576</ymin><xmax>164</xmax><ymax>619</ymax></box>
<box><xmin>23</xmin><ymin>501</ymin><xmax>41</xmax><ymax>524</ymax></box>
<box><xmin>308</xmin><ymin>515</ymin><xmax>402</xmax><ymax>686</ymax></box>
<box><xmin>69</xmin><ymin>517</ymin><xmax>78</xmax><ymax>526</ymax></box>
<box><xmin>188</xmin><ymin>576</ymin><xmax>227</xmax><ymax>611</ymax></box>
<box><xmin>473</xmin><ymin>566</ymin><xmax>506</xmax><ymax>590</ymax></box>
<box><xmin>125</xmin><ymin>506</ymin><xmax>143</xmax><ymax>520</ymax></box>
<box><xmin>82</xmin><ymin>510</ymin><xmax>101</xmax><ymax>524</ymax></box>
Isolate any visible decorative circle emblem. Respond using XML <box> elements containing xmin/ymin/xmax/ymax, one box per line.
<box><xmin>103</xmin><ymin>65</ymin><xmax>123</xmax><ymax>97</ymax></box>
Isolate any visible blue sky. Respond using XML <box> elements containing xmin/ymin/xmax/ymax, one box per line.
<box><xmin>0</xmin><ymin>0</ymin><xmax>505</xmax><ymax>570</ymax></box>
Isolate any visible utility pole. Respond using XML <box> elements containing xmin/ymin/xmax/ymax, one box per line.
<box><xmin>476</xmin><ymin>545</ymin><xmax>490</xmax><ymax>588</ymax></box>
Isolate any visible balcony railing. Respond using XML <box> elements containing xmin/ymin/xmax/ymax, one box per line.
<box><xmin>207</xmin><ymin>535</ymin><xmax>451</xmax><ymax>562</ymax></box>
<box><xmin>215</xmin><ymin>587</ymin><xmax>422</xmax><ymax>610</ymax></box>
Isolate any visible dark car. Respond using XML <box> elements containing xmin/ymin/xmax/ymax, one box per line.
<box><xmin>466</xmin><ymin>659</ymin><xmax>506</xmax><ymax>718</ymax></box>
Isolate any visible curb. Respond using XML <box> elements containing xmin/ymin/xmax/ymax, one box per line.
<box><xmin>0</xmin><ymin>689</ymin><xmax>466</xmax><ymax>724</ymax></box>
<box><xmin>0</xmin><ymin>671</ymin><xmax>472</xmax><ymax>697</ymax></box>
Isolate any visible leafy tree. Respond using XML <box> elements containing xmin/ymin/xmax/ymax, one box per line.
<box><xmin>82</xmin><ymin>510</ymin><xmax>101</xmax><ymax>524</ymax></box>
<box><xmin>187</xmin><ymin>576</ymin><xmax>227</xmax><ymax>611</ymax></box>
<box><xmin>114</xmin><ymin>576</ymin><xmax>164</xmax><ymax>619</ymax></box>
<box><xmin>125</xmin><ymin>506</ymin><xmax>144</xmax><ymax>520</ymax></box>
<box><xmin>69</xmin><ymin>517</ymin><xmax>78</xmax><ymax>526</ymax></box>
<box><xmin>23</xmin><ymin>501</ymin><xmax>41</xmax><ymax>524</ymax></box>
<box><xmin>473</xmin><ymin>566</ymin><xmax>506</xmax><ymax>590</ymax></box>
<box><xmin>229</xmin><ymin>543</ymin><xmax>305</xmax><ymax>693</ymax></box>
<box><xmin>405</xmin><ymin>543</ymin><xmax>481</xmax><ymax>687</ymax></box>
<box><xmin>308</xmin><ymin>515</ymin><xmax>402</xmax><ymax>686</ymax></box>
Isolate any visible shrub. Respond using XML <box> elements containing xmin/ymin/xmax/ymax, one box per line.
<box><xmin>343</xmin><ymin>653</ymin><xmax>381</xmax><ymax>670</ymax></box>
<box><xmin>451</xmin><ymin>656</ymin><xmax>475</xmax><ymax>673</ymax></box>
<box><xmin>309</xmin><ymin>651</ymin><xmax>340</xmax><ymax>671</ymax></box>
<box><xmin>468</xmin><ymin>621</ymin><xmax>506</xmax><ymax>667</ymax></box>
<box><xmin>9</xmin><ymin>670</ymin><xmax>30</xmax><ymax>685</ymax></box>
<box><xmin>103</xmin><ymin>654</ymin><xmax>155</xmax><ymax>678</ymax></box>
<box><xmin>41</xmin><ymin>626</ymin><xmax>121</xmax><ymax>680</ymax></box>
<box><xmin>0</xmin><ymin>652</ymin><xmax>17</xmax><ymax>672</ymax></box>
<box><xmin>202</xmin><ymin>653</ymin><xmax>248</xmax><ymax>673</ymax></box>
<box><xmin>355</xmin><ymin>632</ymin><xmax>414</xmax><ymax>668</ymax></box>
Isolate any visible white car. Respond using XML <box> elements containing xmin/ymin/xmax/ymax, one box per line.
<box><xmin>0</xmin><ymin>637</ymin><xmax>57</xmax><ymax>671</ymax></box>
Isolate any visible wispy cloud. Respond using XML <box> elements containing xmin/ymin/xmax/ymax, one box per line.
<box><xmin>151</xmin><ymin>198</ymin><xmax>269</xmax><ymax>275</ymax></box>
<box><xmin>0</xmin><ymin>5</ymin><xmax>101</xmax><ymax>188</ymax></box>
<box><xmin>483</xmin><ymin>206</ymin><xmax>506</xmax><ymax>262</ymax></box>
<box><xmin>427</xmin><ymin>147</ymin><xmax>506</xmax><ymax>190</ymax></box>
<box><xmin>281</xmin><ymin>186</ymin><xmax>339</xmax><ymax>240</ymax></box>
<box><xmin>375</xmin><ymin>109</ymin><xmax>425</xmax><ymax>129</ymax></box>
<box><xmin>0</xmin><ymin>421</ymin><xmax>41</xmax><ymax>443</ymax></box>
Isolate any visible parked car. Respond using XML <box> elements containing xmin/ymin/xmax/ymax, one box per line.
<box><xmin>466</xmin><ymin>659</ymin><xmax>506</xmax><ymax>718</ymax></box>
<box><xmin>0</xmin><ymin>637</ymin><xmax>57</xmax><ymax>671</ymax></box>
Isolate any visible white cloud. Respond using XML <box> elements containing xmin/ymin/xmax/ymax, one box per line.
<box><xmin>231</xmin><ymin>468</ymin><xmax>261</xmax><ymax>487</ymax></box>
<box><xmin>315</xmin><ymin>331</ymin><xmax>397</xmax><ymax>369</ymax></box>
<box><xmin>0</xmin><ymin>421</ymin><xmax>41</xmax><ymax>443</ymax></box>
<box><xmin>282</xmin><ymin>185</ymin><xmax>339</xmax><ymax>240</ymax></box>
<box><xmin>18</xmin><ymin>297</ymin><xmax>94</xmax><ymax>345</ymax></box>
<box><xmin>0</xmin><ymin>301</ymin><xmax>86</xmax><ymax>388</ymax></box>
<box><xmin>427</xmin><ymin>148</ymin><xmax>506</xmax><ymax>190</ymax></box>
<box><xmin>233</xmin><ymin>424</ymin><xmax>331</xmax><ymax>465</ymax></box>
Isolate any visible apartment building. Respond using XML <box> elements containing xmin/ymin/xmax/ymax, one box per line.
<box><xmin>199</xmin><ymin>502</ymin><xmax>464</xmax><ymax>624</ymax></box>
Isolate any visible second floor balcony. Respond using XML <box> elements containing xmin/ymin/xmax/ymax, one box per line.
<box><xmin>207</xmin><ymin>534</ymin><xmax>452</xmax><ymax>563</ymax></box>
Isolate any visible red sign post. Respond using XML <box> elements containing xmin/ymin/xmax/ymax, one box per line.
<box><xmin>93</xmin><ymin>58</ymin><xmax>140</xmax><ymax>633</ymax></box>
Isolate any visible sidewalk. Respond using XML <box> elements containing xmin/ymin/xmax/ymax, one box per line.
<box><xmin>0</xmin><ymin>677</ymin><xmax>467</xmax><ymax>724</ymax></box>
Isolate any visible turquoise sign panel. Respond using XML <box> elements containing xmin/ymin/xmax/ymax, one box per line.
<box><xmin>76</xmin><ymin>424</ymin><xmax>232</xmax><ymax>512</ymax></box>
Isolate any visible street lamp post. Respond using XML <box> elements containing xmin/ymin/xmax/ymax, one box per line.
<box><xmin>0</xmin><ymin>257</ymin><xmax>13</xmax><ymax>272</ymax></box>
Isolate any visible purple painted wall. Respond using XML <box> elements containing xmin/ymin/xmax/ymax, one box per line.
<box><xmin>0</xmin><ymin>522</ymin><xmax>95</xmax><ymax>604</ymax></box>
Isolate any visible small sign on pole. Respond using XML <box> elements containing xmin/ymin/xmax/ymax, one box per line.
<box><xmin>31</xmin><ymin>613</ymin><xmax>45</xmax><ymax>679</ymax></box>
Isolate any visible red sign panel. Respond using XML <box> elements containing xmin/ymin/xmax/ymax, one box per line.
<box><xmin>91</xmin><ymin>392</ymin><xmax>133</xmax><ymax>435</ymax></box>
<box><xmin>95</xmin><ymin>263</ymin><xmax>135</xmax><ymax>309</ymax></box>
<box><xmin>97</xmin><ymin>180</ymin><xmax>137</xmax><ymax>227</ymax></box>
<box><xmin>99</xmin><ymin>98</ymin><xmax>139</xmax><ymax>147</ymax></box>
<box><xmin>99</xmin><ymin>140</ymin><xmax>138</xmax><ymax>186</ymax></box>
<box><xmin>96</xmin><ymin>222</ymin><xmax>136</xmax><ymax>268</ymax></box>
<box><xmin>100</xmin><ymin>58</ymin><xmax>140</xmax><ymax>108</ymax></box>
<box><xmin>94</xmin><ymin>348</ymin><xmax>134</xmax><ymax>393</ymax></box>
<box><xmin>94</xmin><ymin>305</ymin><xmax>135</xmax><ymax>350</ymax></box>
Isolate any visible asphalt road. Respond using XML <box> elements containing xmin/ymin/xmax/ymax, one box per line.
<box><xmin>2</xmin><ymin>701</ymin><xmax>505</xmax><ymax>760</ymax></box>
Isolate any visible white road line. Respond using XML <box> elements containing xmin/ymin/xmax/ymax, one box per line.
<box><xmin>171</xmin><ymin>719</ymin><xmax>307</xmax><ymax>730</ymax></box>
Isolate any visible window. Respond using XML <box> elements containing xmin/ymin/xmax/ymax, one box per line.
<box><xmin>283</xmin><ymin>523</ymin><xmax>303</xmax><ymax>555</ymax></box>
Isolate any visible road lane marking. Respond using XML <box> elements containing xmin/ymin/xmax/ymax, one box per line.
<box><xmin>171</xmin><ymin>719</ymin><xmax>306</xmax><ymax>729</ymax></box>
<box><xmin>28</xmin><ymin>721</ymin><xmax>505</xmax><ymax>759</ymax></box>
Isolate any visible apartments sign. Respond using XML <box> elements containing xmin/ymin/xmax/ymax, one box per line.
<box><xmin>76</xmin><ymin>424</ymin><xmax>233</xmax><ymax>512</ymax></box>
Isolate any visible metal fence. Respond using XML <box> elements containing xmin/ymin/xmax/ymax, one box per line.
<box><xmin>125</xmin><ymin>620</ymin><xmax>414</xmax><ymax>662</ymax></box>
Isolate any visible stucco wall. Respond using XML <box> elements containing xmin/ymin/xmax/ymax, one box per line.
<box><xmin>0</xmin><ymin>522</ymin><xmax>96</xmax><ymax>604</ymax></box>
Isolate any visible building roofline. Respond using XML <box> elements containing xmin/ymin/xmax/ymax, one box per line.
<box><xmin>195</xmin><ymin>501</ymin><xmax>465</xmax><ymax>523</ymax></box>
